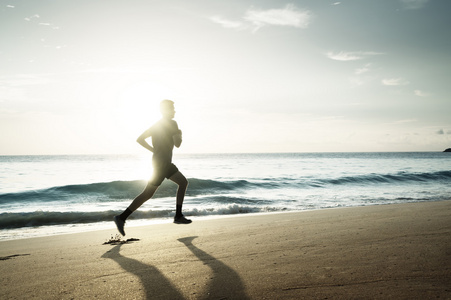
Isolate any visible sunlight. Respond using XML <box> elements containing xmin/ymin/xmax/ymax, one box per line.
<box><xmin>118</xmin><ymin>80</ymin><xmax>181</xmax><ymax>135</ymax></box>
<box><xmin>75</xmin><ymin>67</ymin><xmax>206</xmax><ymax>154</ymax></box>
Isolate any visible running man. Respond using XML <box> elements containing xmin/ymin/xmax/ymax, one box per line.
<box><xmin>114</xmin><ymin>99</ymin><xmax>191</xmax><ymax>236</ymax></box>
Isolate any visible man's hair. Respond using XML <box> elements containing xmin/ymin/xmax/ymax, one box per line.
<box><xmin>160</xmin><ymin>99</ymin><xmax>174</xmax><ymax>113</ymax></box>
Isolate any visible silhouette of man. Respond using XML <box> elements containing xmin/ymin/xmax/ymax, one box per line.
<box><xmin>114</xmin><ymin>99</ymin><xmax>191</xmax><ymax>236</ymax></box>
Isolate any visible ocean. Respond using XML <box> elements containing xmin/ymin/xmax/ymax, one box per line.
<box><xmin>1</xmin><ymin>152</ymin><xmax>450</xmax><ymax>240</ymax></box>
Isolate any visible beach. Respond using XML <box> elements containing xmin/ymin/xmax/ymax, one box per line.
<box><xmin>1</xmin><ymin>200</ymin><xmax>450</xmax><ymax>299</ymax></box>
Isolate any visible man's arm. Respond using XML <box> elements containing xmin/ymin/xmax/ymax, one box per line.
<box><xmin>136</xmin><ymin>128</ymin><xmax>154</xmax><ymax>152</ymax></box>
<box><xmin>173</xmin><ymin>129</ymin><xmax>182</xmax><ymax>148</ymax></box>
<box><xmin>172</xmin><ymin>121</ymin><xmax>182</xmax><ymax>148</ymax></box>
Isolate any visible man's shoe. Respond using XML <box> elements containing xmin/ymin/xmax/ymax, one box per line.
<box><xmin>114</xmin><ymin>215</ymin><xmax>126</xmax><ymax>236</ymax></box>
<box><xmin>174</xmin><ymin>215</ymin><xmax>192</xmax><ymax>224</ymax></box>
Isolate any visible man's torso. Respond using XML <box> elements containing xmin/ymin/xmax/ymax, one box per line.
<box><xmin>150</xmin><ymin>119</ymin><xmax>178</xmax><ymax>165</ymax></box>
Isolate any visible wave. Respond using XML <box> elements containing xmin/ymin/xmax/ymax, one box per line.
<box><xmin>0</xmin><ymin>178</ymin><xmax>257</xmax><ymax>205</ymax></box>
<box><xmin>1</xmin><ymin>171</ymin><xmax>450</xmax><ymax>205</ymax></box>
<box><xmin>0</xmin><ymin>180</ymin><xmax>148</xmax><ymax>204</ymax></box>
<box><xmin>317</xmin><ymin>170</ymin><xmax>451</xmax><ymax>186</ymax></box>
<box><xmin>0</xmin><ymin>204</ymin><xmax>281</xmax><ymax>229</ymax></box>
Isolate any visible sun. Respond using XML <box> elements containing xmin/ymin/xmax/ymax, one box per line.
<box><xmin>117</xmin><ymin>80</ymin><xmax>181</xmax><ymax>133</ymax></box>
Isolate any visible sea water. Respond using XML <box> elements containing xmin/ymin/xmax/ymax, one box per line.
<box><xmin>1</xmin><ymin>152</ymin><xmax>450</xmax><ymax>240</ymax></box>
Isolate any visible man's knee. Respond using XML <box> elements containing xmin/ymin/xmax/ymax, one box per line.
<box><xmin>170</xmin><ymin>171</ymin><xmax>188</xmax><ymax>189</ymax></box>
<box><xmin>143</xmin><ymin>184</ymin><xmax>158</xmax><ymax>198</ymax></box>
<box><xmin>182</xmin><ymin>178</ymin><xmax>189</xmax><ymax>189</ymax></box>
<box><xmin>178</xmin><ymin>177</ymin><xmax>188</xmax><ymax>190</ymax></box>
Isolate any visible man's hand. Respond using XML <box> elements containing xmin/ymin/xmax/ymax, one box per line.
<box><xmin>173</xmin><ymin>130</ymin><xmax>182</xmax><ymax>148</ymax></box>
<box><xmin>137</xmin><ymin>128</ymin><xmax>154</xmax><ymax>153</ymax></box>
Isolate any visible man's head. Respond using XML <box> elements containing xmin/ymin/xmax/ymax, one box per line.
<box><xmin>160</xmin><ymin>99</ymin><xmax>175</xmax><ymax>119</ymax></box>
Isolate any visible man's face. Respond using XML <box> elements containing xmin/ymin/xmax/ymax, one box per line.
<box><xmin>162</xmin><ymin>104</ymin><xmax>175</xmax><ymax>119</ymax></box>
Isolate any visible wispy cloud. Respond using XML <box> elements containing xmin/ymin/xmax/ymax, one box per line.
<box><xmin>24</xmin><ymin>14</ymin><xmax>60</xmax><ymax>29</ymax></box>
<box><xmin>349</xmin><ymin>63</ymin><xmax>373</xmax><ymax>86</ymax></box>
<box><xmin>39</xmin><ymin>22</ymin><xmax>60</xmax><ymax>29</ymax></box>
<box><xmin>210</xmin><ymin>4</ymin><xmax>313</xmax><ymax>33</ymax></box>
<box><xmin>382</xmin><ymin>78</ymin><xmax>410</xmax><ymax>86</ymax></box>
<box><xmin>332</xmin><ymin>2</ymin><xmax>342</xmax><ymax>6</ymax></box>
<box><xmin>209</xmin><ymin>16</ymin><xmax>245</xmax><ymax>30</ymax></box>
<box><xmin>414</xmin><ymin>89</ymin><xmax>430</xmax><ymax>97</ymax></box>
<box><xmin>245</xmin><ymin>4</ymin><xmax>313</xmax><ymax>31</ymax></box>
<box><xmin>24</xmin><ymin>14</ymin><xmax>40</xmax><ymax>22</ymax></box>
<box><xmin>400</xmin><ymin>0</ymin><xmax>429</xmax><ymax>10</ymax></box>
<box><xmin>355</xmin><ymin>63</ymin><xmax>372</xmax><ymax>75</ymax></box>
<box><xmin>326</xmin><ymin>51</ymin><xmax>383</xmax><ymax>61</ymax></box>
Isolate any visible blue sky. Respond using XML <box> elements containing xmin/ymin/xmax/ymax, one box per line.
<box><xmin>1</xmin><ymin>0</ymin><xmax>450</xmax><ymax>154</ymax></box>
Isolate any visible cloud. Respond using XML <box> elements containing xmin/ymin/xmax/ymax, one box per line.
<box><xmin>209</xmin><ymin>16</ymin><xmax>246</xmax><ymax>30</ymax></box>
<box><xmin>332</xmin><ymin>2</ymin><xmax>342</xmax><ymax>5</ymax></box>
<box><xmin>382</xmin><ymin>78</ymin><xmax>410</xmax><ymax>86</ymax></box>
<box><xmin>326</xmin><ymin>51</ymin><xmax>383</xmax><ymax>61</ymax></box>
<box><xmin>355</xmin><ymin>63</ymin><xmax>372</xmax><ymax>75</ymax></box>
<box><xmin>211</xmin><ymin>4</ymin><xmax>313</xmax><ymax>33</ymax></box>
<box><xmin>244</xmin><ymin>4</ymin><xmax>313</xmax><ymax>31</ymax></box>
<box><xmin>25</xmin><ymin>14</ymin><xmax>40</xmax><ymax>21</ymax></box>
<box><xmin>23</xmin><ymin>14</ymin><xmax>60</xmax><ymax>29</ymax></box>
<box><xmin>400</xmin><ymin>0</ymin><xmax>429</xmax><ymax>10</ymax></box>
<box><xmin>414</xmin><ymin>89</ymin><xmax>430</xmax><ymax>97</ymax></box>
<box><xmin>38</xmin><ymin>22</ymin><xmax>60</xmax><ymax>29</ymax></box>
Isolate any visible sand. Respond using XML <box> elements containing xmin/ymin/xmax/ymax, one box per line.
<box><xmin>1</xmin><ymin>201</ymin><xmax>450</xmax><ymax>299</ymax></box>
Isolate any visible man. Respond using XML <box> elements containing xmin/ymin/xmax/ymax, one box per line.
<box><xmin>114</xmin><ymin>99</ymin><xmax>191</xmax><ymax>236</ymax></box>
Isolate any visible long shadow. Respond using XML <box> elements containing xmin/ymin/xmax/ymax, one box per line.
<box><xmin>102</xmin><ymin>244</ymin><xmax>185</xmax><ymax>300</ymax></box>
<box><xmin>178</xmin><ymin>236</ymin><xmax>249</xmax><ymax>299</ymax></box>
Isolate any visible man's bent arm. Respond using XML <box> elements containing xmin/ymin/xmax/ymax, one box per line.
<box><xmin>173</xmin><ymin>130</ymin><xmax>182</xmax><ymax>148</ymax></box>
<box><xmin>136</xmin><ymin>129</ymin><xmax>154</xmax><ymax>152</ymax></box>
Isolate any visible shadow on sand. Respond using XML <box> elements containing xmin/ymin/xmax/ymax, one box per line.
<box><xmin>102</xmin><ymin>236</ymin><xmax>248</xmax><ymax>299</ymax></box>
<box><xmin>178</xmin><ymin>236</ymin><xmax>249</xmax><ymax>299</ymax></box>
<box><xmin>102</xmin><ymin>244</ymin><xmax>184</xmax><ymax>299</ymax></box>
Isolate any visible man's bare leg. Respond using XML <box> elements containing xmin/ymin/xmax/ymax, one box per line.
<box><xmin>128</xmin><ymin>183</ymin><xmax>159</xmax><ymax>212</ymax></box>
<box><xmin>169</xmin><ymin>171</ymin><xmax>191</xmax><ymax>224</ymax></box>
<box><xmin>114</xmin><ymin>182</ymin><xmax>159</xmax><ymax>235</ymax></box>
<box><xmin>169</xmin><ymin>171</ymin><xmax>188</xmax><ymax>206</ymax></box>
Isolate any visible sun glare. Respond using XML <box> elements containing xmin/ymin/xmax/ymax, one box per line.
<box><xmin>117</xmin><ymin>80</ymin><xmax>181</xmax><ymax>135</ymax></box>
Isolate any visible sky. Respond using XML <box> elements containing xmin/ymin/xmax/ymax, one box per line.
<box><xmin>1</xmin><ymin>0</ymin><xmax>450</xmax><ymax>155</ymax></box>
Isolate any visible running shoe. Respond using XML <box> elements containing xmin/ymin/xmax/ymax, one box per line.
<box><xmin>114</xmin><ymin>215</ymin><xmax>126</xmax><ymax>236</ymax></box>
<box><xmin>174</xmin><ymin>215</ymin><xmax>192</xmax><ymax>224</ymax></box>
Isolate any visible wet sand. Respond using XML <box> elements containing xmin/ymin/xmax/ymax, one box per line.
<box><xmin>1</xmin><ymin>200</ymin><xmax>450</xmax><ymax>299</ymax></box>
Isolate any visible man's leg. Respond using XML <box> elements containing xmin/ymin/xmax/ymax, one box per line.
<box><xmin>114</xmin><ymin>182</ymin><xmax>159</xmax><ymax>235</ymax></box>
<box><xmin>169</xmin><ymin>171</ymin><xmax>191</xmax><ymax>224</ymax></box>
<box><xmin>128</xmin><ymin>183</ymin><xmax>159</xmax><ymax>212</ymax></box>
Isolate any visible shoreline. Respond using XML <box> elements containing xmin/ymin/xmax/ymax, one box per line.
<box><xmin>1</xmin><ymin>200</ymin><xmax>450</xmax><ymax>299</ymax></box>
<box><xmin>1</xmin><ymin>200</ymin><xmax>447</xmax><ymax>242</ymax></box>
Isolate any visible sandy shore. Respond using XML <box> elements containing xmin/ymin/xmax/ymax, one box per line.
<box><xmin>1</xmin><ymin>201</ymin><xmax>450</xmax><ymax>299</ymax></box>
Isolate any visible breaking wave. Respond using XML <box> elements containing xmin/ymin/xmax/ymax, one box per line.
<box><xmin>0</xmin><ymin>204</ymin><xmax>278</xmax><ymax>229</ymax></box>
<box><xmin>1</xmin><ymin>170</ymin><xmax>449</xmax><ymax>229</ymax></box>
<box><xmin>1</xmin><ymin>170</ymin><xmax>449</xmax><ymax>205</ymax></box>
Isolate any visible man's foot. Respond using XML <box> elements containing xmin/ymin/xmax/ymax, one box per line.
<box><xmin>114</xmin><ymin>215</ymin><xmax>126</xmax><ymax>236</ymax></box>
<box><xmin>174</xmin><ymin>215</ymin><xmax>192</xmax><ymax>224</ymax></box>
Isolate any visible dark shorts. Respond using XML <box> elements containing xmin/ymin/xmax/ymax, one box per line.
<box><xmin>149</xmin><ymin>162</ymin><xmax>179</xmax><ymax>186</ymax></box>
